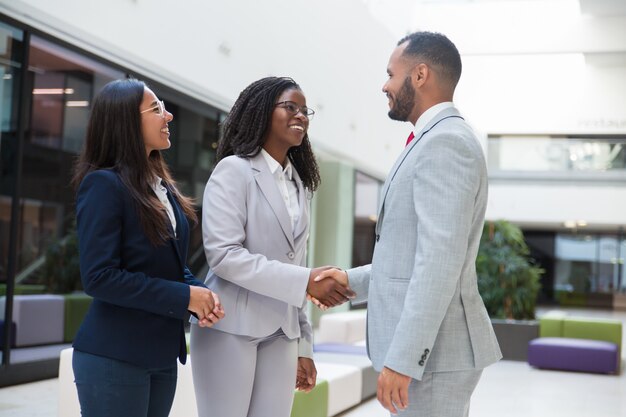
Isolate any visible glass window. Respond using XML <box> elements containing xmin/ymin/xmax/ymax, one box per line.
<box><xmin>352</xmin><ymin>171</ymin><xmax>381</xmax><ymax>268</ymax></box>
<box><xmin>0</xmin><ymin>21</ymin><xmax>25</xmax><ymax>287</ymax></box>
<box><xmin>158</xmin><ymin>100</ymin><xmax>224</xmax><ymax>275</ymax></box>
<box><xmin>555</xmin><ymin>234</ymin><xmax>620</xmax><ymax>294</ymax></box>
<box><xmin>15</xmin><ymin>36</ymin><xmax>124</xmax><ymax>289</ymax></box>
<box><xmin>488</xmin><ymin>135</ymin><xmax>626</xmax><ymax>173</ymax></box>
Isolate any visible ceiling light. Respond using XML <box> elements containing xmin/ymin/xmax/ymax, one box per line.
<box><xmin>32</xmin><ymin>88</ymin><xmax>75</xmax><ymax>95</ymax></box>
<box><xmin>66</xmin><ymin>101</ymin><xmax>89</xmax><ymax>107</ymax></box>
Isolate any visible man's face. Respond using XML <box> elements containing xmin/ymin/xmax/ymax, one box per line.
<box><xmin>382</xmin><ymin>44</ymin><xmax>416</xmax><ymax>122</ymax></box>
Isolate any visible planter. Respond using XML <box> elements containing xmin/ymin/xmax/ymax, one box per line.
<box><xmin>491</xmin><ymin>319</ymin><xmax>539</xmax><ymax>361</ymax></box>
<box><xmin>613</xmin><ymin>293</ymin><xmax>626</xmax><ymax>311</ymax></box>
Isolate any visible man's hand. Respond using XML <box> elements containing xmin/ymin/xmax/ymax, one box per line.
<box><xmin>295</xmin><ymin>357</ymin><xmax>317</xmax><ymax>392</ymax></box>
<box><xmin>306</xmin><ymin>266</ymin><xmax>355</xmax><ymax>308</ymax></box>
<box><xmin>377</xmin><ymin>366</ymin><xmax>411</xmax><ymax>415</ymax></box>
<box><xmin>308</xmin><ymin>268</ymin><xmax>354</xmax><ymax>310</ymax></box>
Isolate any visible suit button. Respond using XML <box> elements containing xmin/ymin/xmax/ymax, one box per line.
<box><xmin>287</xmin><ymin>252</ymin><xmax>295</xmax><ymax>260</ymax></box>
<box><xmin>376</xmin><ymin>234</ymin><xmax>380</xmax><ymax>242</ymax></box>
<box><xmin>419</xmin><ymin>360</ymin><xmax>425</xmax><ymax>366</ymax></box>
<box><xmin>424</xmin><ymin>349</ymin><xmax>430</xmax><ymax>354</ymax></box>
<box><xmin>421</xmin><ymin>354</ymin><xmax>427</xmax><ymax>360</ymax></box>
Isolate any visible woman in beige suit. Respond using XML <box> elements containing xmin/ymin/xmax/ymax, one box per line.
<box><xmin>190</xmin><ymin>77</ymin><xmax>354</xmax><ymax>417</ymax></box>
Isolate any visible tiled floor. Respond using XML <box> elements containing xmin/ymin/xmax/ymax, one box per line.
<box><xmin>2</xmin><ymin>359</ymin><xmax>625</xmax><ymax>417</ymax></box>
<box><xmin>338</xmin><ymin>359</ymin><xmax>626</xmax><ymax>417</ymax></box>
<box><xmin>2</xmin><ymin>307</ymin><xmax>626</xmax><ymax>417</ymax></box>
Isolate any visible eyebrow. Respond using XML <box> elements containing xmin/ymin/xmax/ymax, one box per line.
<box><xmin>149</xmin><ymin>100</ymin><xmax>158</xmax><ymax>106</ymax></box>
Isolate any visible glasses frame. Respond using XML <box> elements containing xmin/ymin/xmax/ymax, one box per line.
<box><xmin>140</xmin><ymin>100</ymin><xmax>166</xmax><ymax>118</ymax></box>
<box><xmin>275</xmin><ymin>101</ymin><xmax>315</xmax><ymax>120</ymax></box>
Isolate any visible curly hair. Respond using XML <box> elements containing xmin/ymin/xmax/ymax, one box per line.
<box><xmin>217</xmin><ymin>76</ymin><xmax>321</xmax><ymax>192</ymax></box>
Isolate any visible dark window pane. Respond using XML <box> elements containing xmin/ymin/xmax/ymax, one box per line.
<box><xmin>17</xmin><ymin>36</ymin><xmax>124</xmax><ymax>287</ymax></box>
<box><xmin>0</xmin><ymin>22</ymin><xmax>25</xmax><ymax>285</ymax></box>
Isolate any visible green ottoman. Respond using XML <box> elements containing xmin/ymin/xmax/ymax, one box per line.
<box><xmin>562</xmin><ymin>317</ymin><xmax>622</xmax><ymax>354</ymax></box>
<box><xmin>291</xmin><ymin>379</ymin><xmax>328</xmax><ymax>417</ymax></box>
<box><xmin>0</xmin><ymin>284</ymin><xmax>46</xmax><ymax>296</ymax></box>
<box><xmin>63</xmin><ymin>293</ymin><xmax>92</xmax><ymax>342</ymax></box>
<box><xmin>539</xmin><ymin>316</ymin><xmax>565</xmax><ymax>338</ymax></box>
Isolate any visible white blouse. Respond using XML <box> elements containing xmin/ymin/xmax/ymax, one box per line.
<box><xmin>261</xmin><ymin>149</ymin><xmax>300</xmax><ymax>231</ymax></box>
<box><xmin>151</xmin><ymin>176</ymin><xmax>177</xmax><ymax>236</ymax></box>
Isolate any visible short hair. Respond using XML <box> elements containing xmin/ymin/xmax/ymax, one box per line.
<box><xmin>398</xmin><ymin>31</ymin><xmax>462</xmax><ymax>89</ymax></box>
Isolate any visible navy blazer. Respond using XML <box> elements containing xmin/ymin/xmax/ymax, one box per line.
<box><xmin>73</xmin><ymin>169</ymin><xmax>205</xmax><ymax>368</ymax></box>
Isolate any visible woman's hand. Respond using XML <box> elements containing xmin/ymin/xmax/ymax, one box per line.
<box><xmin>189</xmin><ymin>286</ymin><xmax>225</xmax><ymax>327</ymax></box>
<box><xmin>295</xmin><ymin>357</ymin><xmax>317</xmax><ymax>392</ymax></box>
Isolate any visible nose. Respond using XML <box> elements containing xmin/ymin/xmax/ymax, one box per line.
<box><xmin>165</xmin><ymin>110</ymin><xmax>173</xmax><ymax>122</ymax></box>
<box><xmin>294</xmin><ymin>110</ymin><xmax>308</xmax><ymax>122</ymax></box>
<box><xmin>382</xmin><ymin>81</ymin><xmax>388</xmax><ymax>94</ymax></box>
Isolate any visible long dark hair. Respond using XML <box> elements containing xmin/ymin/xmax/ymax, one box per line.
<box><xmin>217</xmin><ymin>76</ymin><xmax>321</xmax><ymax>192</ymax></box>
<box><xmin>72</xmin><ymin>78</ymin><xmax>197</xmax><ymax>245</ymax></box>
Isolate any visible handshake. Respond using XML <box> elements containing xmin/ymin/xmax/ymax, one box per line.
<box><xmin>306</xmin><ymin>266</ymin><xmax>355</xmax><ymax>310</ymax></box>
<box><xmin>186</xmin><ymin>266</ymin><xmax>353</xmax><ymax>324</ymax></box>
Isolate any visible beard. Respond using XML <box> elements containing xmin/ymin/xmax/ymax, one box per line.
<box><xmin>387</xmin><ymin>76</ymin><xmax>416</xmax><ymax>121</ymax></box>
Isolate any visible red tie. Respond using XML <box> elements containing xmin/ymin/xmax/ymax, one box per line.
<box><xmin>405</xmin><ymin>132</ymin><xmax>415</xmax><ymax>147</ymax></box>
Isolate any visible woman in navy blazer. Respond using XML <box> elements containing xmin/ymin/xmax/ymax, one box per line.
<box><xmin>72</xmin><ymin>79</ymin><xmax>224</xmax><ymax>417</ymax></box>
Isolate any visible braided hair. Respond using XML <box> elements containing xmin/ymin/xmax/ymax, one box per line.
<box><xmin>217</xmin><ymin>76</ymin><xmax>321</xmax><ymax>192</ymax></box>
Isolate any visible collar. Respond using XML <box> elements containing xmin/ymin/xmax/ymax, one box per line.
<box><xmin>261</xmin><ymin>148</ymin><xmax>293</xmax><ymax>180</ymax></box>
<box><xmin>152</xmin><ymin>175</ymin><xmax>165</xmax><ymax>191</ymax></box>
<box><xmin>413</xmin><ymin>102</ymin><xmax>454</xmax><ymax>136</ymax></box>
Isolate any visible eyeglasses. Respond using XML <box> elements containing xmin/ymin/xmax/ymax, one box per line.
<box><xmin>275</xmin><ymin>101</ymin><xmax>315</xmax><ymax>120</ymax></box>
<box><xmin>140</xmin><ymin>100</ymin><xmax>166</xmax><ymax>118</ymax></box>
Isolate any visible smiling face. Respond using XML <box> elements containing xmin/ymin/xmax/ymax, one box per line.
<box><xmin>140</xmin><ymin>87</ymin><xmax>173</xmax><ymax>155</ymax></box>
<box><xmin>382</xmin><ymin>43</ymin><xmax>418</xmax><ymax>123</ymax></box>
<box><xmin>263</xmin><ymin>88</ymin><xmax>309</xmax><ymax>163</ymax></box>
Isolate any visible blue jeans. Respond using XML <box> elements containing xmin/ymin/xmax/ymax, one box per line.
<box><xmin>72</xmin><ymin>349</ymin><xmax>178</xmax><ymax>417</ymax></box>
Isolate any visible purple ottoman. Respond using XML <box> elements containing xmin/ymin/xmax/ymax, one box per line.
<box><xmin>314</xmin><ymin>343</ymin><xmax>368</xmax><ymax>355</ymax></box>
<box><xmin>528</xmin><ymin>337</ymin><xmax>619</xmax><ymax>374</ymax></box>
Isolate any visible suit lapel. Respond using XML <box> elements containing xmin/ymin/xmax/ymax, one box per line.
<box><xmin>250</xmin><ymin>153</ymin><xmax>296</xmax><ymax>249</ymax></box>
<box><xmin>377</xmin><ymin>107</ymin><xmax>464</xmax><ymax>217</ymax></box>
<box><xmin>164</xmin><ymin>186</ymin><xmax>186</xmax><ymax>271</ymax></box>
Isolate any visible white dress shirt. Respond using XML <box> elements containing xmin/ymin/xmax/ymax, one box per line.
<box><xmin>412</xmin><ymin>101</ymin><xmax>454</xmax><ymax>137</ymax></box>
<box><xmin>151</xmin><ymin>176</ymin><xmax>177</xmax><ymax>236</ymax></box>
<box><xmin>261</xmin><ymin>149</ymin><xmax>300</xmax><ymax>231</ymax></box>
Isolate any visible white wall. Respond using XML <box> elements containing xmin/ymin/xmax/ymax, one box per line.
<box><xmin>488</xmin><ymin>181</ymin><xmax>626</xmax><ymax>229</ymax></box>
<box><xmin>3</xmin><ymin>0</ymin><xmax>626</xmax><ymax>228</ymax></box>
<box><xmin>2</xmin><ymin>0</ymin><xmax>414</xmax><ymax>179</ymax></box>
<box><xmin>380</xmin><ymin>0</ymin><xmax>626</xmax><ymax>228</ymax></box>
<box><xmin>368</xmin><ymin>0</ymin><xmax>626</xmax><ymax>136</ymax></box>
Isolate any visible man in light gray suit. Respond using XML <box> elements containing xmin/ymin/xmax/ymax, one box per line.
<box><xmin>316</xmin><ymin>32</ymin><xmax>501</xmax><ymax>416</ymax></box>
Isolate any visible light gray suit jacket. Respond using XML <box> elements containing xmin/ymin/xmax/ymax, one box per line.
<box><xmin>200</xmin><ymin>152</ymin><xmax>313</xmax><ymax>358</ymax></box>
<box><xmin>348</xmin><ymin>107</ymin><xmax>502</xmax><ymax>381</ymax></box>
